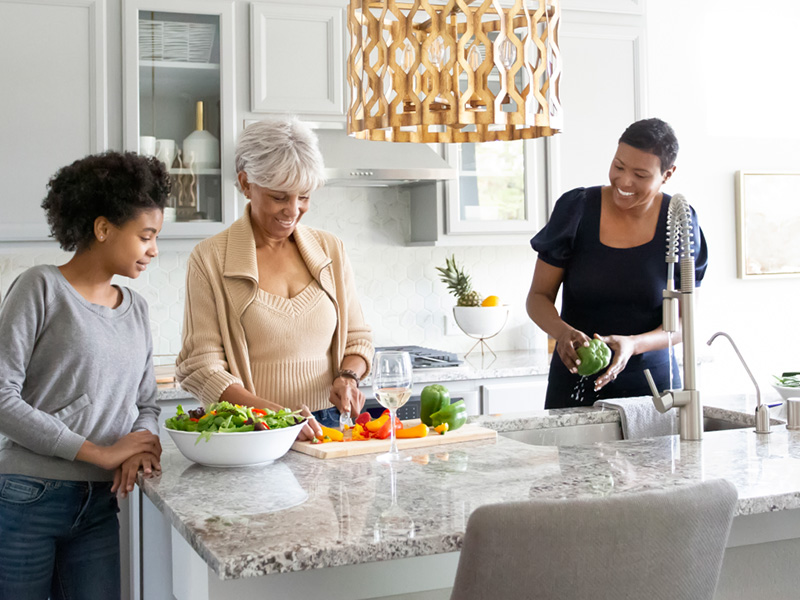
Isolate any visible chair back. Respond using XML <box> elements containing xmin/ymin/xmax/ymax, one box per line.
<box><xmin>450</xmin><ymin>479</ymin><xmax>738</xmax><ymax>600</ymax></box>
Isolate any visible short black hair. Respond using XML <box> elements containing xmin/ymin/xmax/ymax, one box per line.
<box><xmin>618</xmin><ymin>118</ymin><xmax>679</xmax><ymax>173</ymax></box>
<box><xmin>41</xmin><ymin>151</ymin><xmax>170</xmax><ymax>252</ymax></box>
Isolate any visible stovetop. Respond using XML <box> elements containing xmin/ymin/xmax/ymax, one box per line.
<box><xmin>374</xmin><ymin>345</ymin><xmax>462</xmax><ymax>369</ymax></box>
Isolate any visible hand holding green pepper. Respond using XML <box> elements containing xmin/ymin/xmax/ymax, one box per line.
<box><xmin>576</xmin><ymin>338</ymin><xmax>612</xmax><ymax>376</ymax></box>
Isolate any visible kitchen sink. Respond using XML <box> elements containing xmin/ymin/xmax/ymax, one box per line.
<box><xmin>703</xmin><ymin>417</ymin><xmax>752</xmax><ymax>431</ymax></box>
<box><xmin>500</xmin><ymin>423</ymin><xmax>623</xmax><ymax>447</ymax></box>
<box><xmin>501</xmin><ymin>417</ymin><xmax>753</xmax><ymax>447</ymax></box>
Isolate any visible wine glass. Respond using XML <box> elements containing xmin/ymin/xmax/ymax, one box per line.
<box><xmin>372</xmin><ymin>351</ymin><xmax>413</xmax><ymax>463</ymax></box>
<box><xmin>374</xmin><ymin>462</ymin><xmax>415</xmax><ymax>542</ymax></box>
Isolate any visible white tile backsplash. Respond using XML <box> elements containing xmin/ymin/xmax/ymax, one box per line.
<box><xmin>0</xmin><ymin>187</ymin><xmax>546</xmax><ymax>365</ymax></box>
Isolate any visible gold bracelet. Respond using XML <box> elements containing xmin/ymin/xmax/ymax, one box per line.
<box><xmin>336</xmin><ymin>369</ymin><xmax>360</xmax><ymax>385</ymax></box>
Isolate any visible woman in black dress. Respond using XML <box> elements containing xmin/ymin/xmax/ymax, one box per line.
<box><xmin>527</xmin><ymin>118</ymin><xmax>708</xmax><ymax>409</ymax></box>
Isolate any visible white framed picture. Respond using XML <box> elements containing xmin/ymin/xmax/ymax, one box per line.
<box><xmin>735</xmin><ymin>171</ymin><xmax>800</xmax><ymax>278</ymax></box>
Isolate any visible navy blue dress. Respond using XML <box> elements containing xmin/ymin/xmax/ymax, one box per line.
<box><xmin>531</xmin><ymin>187</ymin><xmax>708</xmax><ymax>409</ymax></box>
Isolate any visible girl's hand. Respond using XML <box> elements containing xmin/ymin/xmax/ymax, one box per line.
<box><xmin>297</xmin><ymin>405</ymin><xmax>323</xmax><ymax>442</ymax></box>
<box><xmin>556</xmin><ymin>328</ymin><xmax>593</xmax><ymax>374</ymax></box>
<box><xmin>112</xmin><ymin>452</ymin><xmax>161</xmax><ymax>499</ymax></box>
<box><xmin>593</xmin><ymin>334</ymin><xmax>635</xmax><ymax>391</ymax></box>
<box><xmin>329</xmin><ymin>377</ymin><xmax>365</xmax><ymax>419</ymax></box>
<box><xmin>78</xmin><ymin>430</ymin><xmax>162</xmax><ymax>471</ymax></box>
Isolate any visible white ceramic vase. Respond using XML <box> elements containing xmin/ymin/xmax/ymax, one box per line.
<box><xmin>182</xmin><ymin>101</ymin><xmax>219</xmax><ymax>169</ymax></box>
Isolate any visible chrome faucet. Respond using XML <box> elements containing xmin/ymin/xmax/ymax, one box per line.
<box><xmin>644</xmin><ymin>193</ymin><xmax>703</xmax><ymax>440</ymax></box>
<box><xmin>707</xmin><ymin>332</ymin><xmax>770</xmax><ymax>434</ymax></box>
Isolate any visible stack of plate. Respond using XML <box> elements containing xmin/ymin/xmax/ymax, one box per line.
<box><xmin>138</xmin><ymin>20</ymin><xmax>216</xmax><ymax>63</ymax></box>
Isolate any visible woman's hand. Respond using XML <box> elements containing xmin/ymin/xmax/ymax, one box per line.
<box><xmin>112</xmin><ymin>452</ymin><xmax>161</xmax><ymax>499</ymax></box>
<box><xmin>329</xmin><ymin>377</ymin><xmax>365</xmax><ymax>419</ymax></box>
<box><xmin>593</xmin><ymin>334</ymin><xmax>636</xmax><ymax>391</ymax></box>
<box><xmin>77</xmin><ymin>430</ymin><xmax>162</xmax><ymax>471</ymax></box>
<box><xmin>556</xmin><ymin>328</ymin><xmax>593</xmax><ymax>374</ymax></box>
<box><xmin>297</xmin><ymin>405</ymin><xmax>323</xmax><ymax>442</ymax></box>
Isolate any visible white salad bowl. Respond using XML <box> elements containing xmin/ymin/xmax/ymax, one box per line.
<box><xmin>771</xmin><ymin>383</ymin><xmax>800</xmax><ymax>402</ymax></box>
<box><xmin>164</xmin><ymin>420</ymin><xmax>306</xmax><ymax>467</ymax></box>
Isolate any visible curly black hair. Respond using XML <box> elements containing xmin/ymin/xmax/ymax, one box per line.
<box><xmin>41</xmin><ymin>151</ymin><xmax>170</xmax><ymax>252</ymax></box>
<box><xmin>618</xmin><ymin>118</ymin><xmax>679</xmax><ymax>173</ymax></box>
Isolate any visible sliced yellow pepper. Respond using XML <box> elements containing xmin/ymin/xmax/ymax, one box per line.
<box><xmin>434</xmin><ymin>422</ymin><xmax>449</xmax><ymax>435</ymax></box>
<box><xmin>365</xmin><ymin>412</ymin><xmax>390</xmax><ymax>433</ymax></box>
<box><xmin>320</xmin><ymin>425</ymin><xmax>344</xmax><ymax>442</ymax></box>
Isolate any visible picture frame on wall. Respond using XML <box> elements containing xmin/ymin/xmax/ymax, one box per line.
<box><xmin>735</xmin><ymin>171</ymin><xmax>800</xmax><ymax>279</ymax></box>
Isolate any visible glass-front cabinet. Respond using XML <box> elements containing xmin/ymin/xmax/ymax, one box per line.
<box><xmin>123</xmin><ymin>0</ymin><xmax>237</xmax><ymax>238</ymax></box>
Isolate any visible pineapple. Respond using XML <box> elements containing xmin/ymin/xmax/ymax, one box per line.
<box><xmin>436</xmin><ymin>255</ymin><xmax>482</xmax><ymax>306</ymax></box>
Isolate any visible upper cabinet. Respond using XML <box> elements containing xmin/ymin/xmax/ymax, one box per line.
<box><xmin>250</xmin><ymin>2</ymin><xmax>345</xmax><ymax>116</ymax></box>
<box><xmin>408</xmin><ymin>139</ymin><xmax>548</xmax><ymax>246</ymax></box>
<box><xmin>123</xmin><ymin>0</ymin><xmax>240</xmax><ymax>238</ymax></box>
<box><xmin>545</xmin><ymin>8</ymin><xmax>646</xmax><ymax>208</ymax></box>
<box><xmin>0</xmin><ymin>0</ymin><xmax>108</xmax><ymax>242</ymax></box>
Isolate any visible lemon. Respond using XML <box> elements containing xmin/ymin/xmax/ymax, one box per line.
<box><xmin>481</xmin><ymin>295</ymin><xmax>500</xmax><ymax>307</ymax></box>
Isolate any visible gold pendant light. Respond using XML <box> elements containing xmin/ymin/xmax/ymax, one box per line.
<box><xmin>347</xmin><ymin>0</ymin><xmax>562</xmax><ymax>143</ymax></box>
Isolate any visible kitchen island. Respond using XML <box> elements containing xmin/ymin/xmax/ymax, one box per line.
<box><xmin>140</xmin><ymin>396</ymin><xmax>800</xmax><ymax>600</ymax></box>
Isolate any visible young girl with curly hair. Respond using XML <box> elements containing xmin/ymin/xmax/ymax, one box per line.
<box><xmin>0</xmin><ymin>151</ymin><xmax>168</xmax><ymax>600</ymax></box>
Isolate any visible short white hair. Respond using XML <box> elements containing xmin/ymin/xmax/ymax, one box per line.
<box><xmin>235</xmin><ymin>116</ymin><xmax>325</xmax><ymax>193</ymax></box>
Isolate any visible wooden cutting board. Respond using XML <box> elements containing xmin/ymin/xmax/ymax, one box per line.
<box><xmin>291</xmin><ymin>420</ymin><xmax>497</xmax><ymax>459</ymax></box>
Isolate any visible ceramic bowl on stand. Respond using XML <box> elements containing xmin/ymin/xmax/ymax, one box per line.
<box><xmin>452</xmin><ymin>305</ymin><xmax>510</xmax><ymax>358</ymax></box>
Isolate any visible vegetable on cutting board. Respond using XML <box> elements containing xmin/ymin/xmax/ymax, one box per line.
<box><xmin>429</xmin><ymin>399</ymin><xmax>467</xmax><ymax>432</ymax></box>
<box><xmin>420</xmin><ymin>384</ymin><xmax>451</xmax><ymax>426</ymax></box>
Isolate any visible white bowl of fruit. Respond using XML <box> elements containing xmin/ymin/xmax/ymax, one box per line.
<box><xmin>437</xmin><ymin>255</ymin><xmax>508</xmax><ymax>338</ymax></box>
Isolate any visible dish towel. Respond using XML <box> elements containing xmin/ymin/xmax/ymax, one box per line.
<box><xmin>594</xmin><ymin>396</ymin><xmax>678</xmax><ymax>440</ymax></box>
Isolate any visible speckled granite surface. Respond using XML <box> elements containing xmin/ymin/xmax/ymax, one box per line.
<box><xmin>142</xmin><ymin>394</ymin><xmax>799</xmax><ymax>581</ymax></box>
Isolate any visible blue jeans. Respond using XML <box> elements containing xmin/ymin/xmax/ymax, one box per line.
<box><xmin>311</xmin><ymin>406</ymin><xmax>342</xmax><ymax>429</ymax></box>
<box><xmin>0</xmin><ymin>475</ymin><xmax>120</xmax><ymax>600</ymax></box>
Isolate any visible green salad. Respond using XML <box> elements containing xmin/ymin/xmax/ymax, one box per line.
<box><xmin>165</xmin><ymin>401</ymin><xmax>305</xmax><ymax>443</ymax></box>
<box><xmin>774</xmin><ymin>373</ymin><xmax>800</xmax><ymax>388</ymax></box>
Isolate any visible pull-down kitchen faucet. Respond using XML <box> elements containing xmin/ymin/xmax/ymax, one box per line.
<box><xmin>644</xmin><ymin>193</ymin><xmax>703</xmax><ymax>440</ymax></box>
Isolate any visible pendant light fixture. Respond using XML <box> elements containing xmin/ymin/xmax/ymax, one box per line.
<box><xmin>346</xmin><ymin>0</ymin><xmax>562</xmax><ymax>143</ymax></box>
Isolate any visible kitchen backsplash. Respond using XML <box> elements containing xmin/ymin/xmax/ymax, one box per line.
<box><xmin>0</xmin><ymin>186</ymin><xmax>546</xmax><ymax>366</ymax></box>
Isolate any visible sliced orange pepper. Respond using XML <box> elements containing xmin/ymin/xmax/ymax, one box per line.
<box><xmin>320</xmin><ymin>425</ymin><xmax>344</xmax><ymax>442</ymax></box>
<box><xmin>395</xmin><ymin>422</ymin><xmax>429</xmax><ymax>439</ymax></box>
<box><xmin>434</xmin><ymin>422</ymin><xmax>449</xmax><ymax>435</ymax></box>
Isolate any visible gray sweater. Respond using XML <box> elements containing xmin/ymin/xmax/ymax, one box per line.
<box><xmin>0</xmin><ymin>265</ymin><xmax>160</xmax><ymax>481</ymax></box>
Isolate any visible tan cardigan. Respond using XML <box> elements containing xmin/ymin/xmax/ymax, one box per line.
<box><xmin>176</xmin><ymin>205</ymin><xmax>374</xmax><ymax>409</ymax></box>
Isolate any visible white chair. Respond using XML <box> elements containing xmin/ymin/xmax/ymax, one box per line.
<box><xmin>450</xmin><ymin>479</ymin><xmax>738</xmax><ymax>600</ymax></box>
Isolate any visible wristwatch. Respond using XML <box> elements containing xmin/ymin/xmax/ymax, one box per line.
<box><xmin>336</xmin><ymin>368</ymin><xmax>360</xmax><ymax>385</ymax></box>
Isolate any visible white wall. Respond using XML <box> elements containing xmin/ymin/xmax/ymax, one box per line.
<box><xmin>646</xmin><ymin>0</ymin><xmax>800</xmax><ymax>396</ymax></box>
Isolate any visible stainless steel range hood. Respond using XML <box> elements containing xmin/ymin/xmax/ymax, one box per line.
<box><xmin>310</xmin><ymin>124</ymin><xmax>456</xmax><ymax>187</ymax></box>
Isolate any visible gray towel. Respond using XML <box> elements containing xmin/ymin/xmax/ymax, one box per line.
<box><xmin>594</xmin><ymin>396</ymin><xmax>678</xmax><ymax>439</ymax></box>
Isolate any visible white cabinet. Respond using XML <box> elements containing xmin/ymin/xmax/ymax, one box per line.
<box><xmin>407</xmin><ymin>138</ymin><xmax>548</xmax><ymax>247</ymax></box>
<box><xmin>545</xmin><ymin>10</ymin><xmax>646</xmax><ymax>208</ymax></box>
<box><xmin>250</xmin><ymin>2</ymin><xmax>345</xmax><ymax>116</ymax></box>
<box><xmin>122</xmin><ymin>0</ymin><xmax>240</xmax><ymax>239</ymax></box>
<box><xmin>0</xmin><ymin>0</ymin><xmax>108</xmax><ymax>242</ymax></box>
<box><xmin>482</xmin><ymin>378</ymin><xmax>548</xmax><ymax>414</ymax></box>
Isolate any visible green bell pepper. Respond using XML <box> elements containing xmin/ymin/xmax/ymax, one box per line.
<box><xmin>576</xmin><ymin>338</ymin><xmax>612</xmax><ymax>377</ymax></box>
<box><xmin>429</xmin><ymin>399</ymin><xmax>467</xmax><ymax>432</ymax></box>
<box><xmin>420</xmin><ymin>384</ymin><xmax>451</xmax><ymax>426</ymax></box>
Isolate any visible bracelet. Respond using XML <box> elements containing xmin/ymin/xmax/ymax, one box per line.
<box><xmin>336</xmin><ymin>369</ymin><xmax>361</xmax><ymax>385</ymax></box>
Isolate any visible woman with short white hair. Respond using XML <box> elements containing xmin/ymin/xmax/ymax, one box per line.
<box><xmin>177</xmin><ymin>117</ymin><xmax>373</xmax><ymax>441</ymax></box>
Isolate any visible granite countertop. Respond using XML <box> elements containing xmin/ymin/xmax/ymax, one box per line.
<box><xmin>141</xmin><ymin>395</ymin><xmax>799</xmax><ymax>581</ymax></box>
